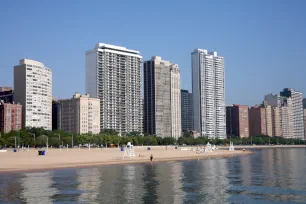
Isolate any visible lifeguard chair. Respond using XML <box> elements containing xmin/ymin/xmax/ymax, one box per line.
<box><xmin>123</xmin><ymin>142</ymin><xmax>136</xmax><ymax>159</ymax></box>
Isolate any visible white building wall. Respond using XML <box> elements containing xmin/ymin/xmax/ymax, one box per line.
<box><xmin>192</xmin><ymin>49</ymin><xmax>226</xmax><ymax>139</ymax></box>
<box><xmin>292</xmin><ymin>91</ymin><xmax>304</xmax><ymax>140</ymax></box>
<box><xmin>170</xmin><ymin>64</ymin><xmax>181</xmax><ymax>139</ymax></box>
<box><xmin>14</xmin><ymin>59</ymin><xmax>52</xmax><ymax>130</ymax></box>
<box><xmin>280</xmin><ymin>98</ymin><xmax>294</xmax><ymax>139</ymax></box>
<box><xmin>85</xmin><ymin>43</ymin><xmax>142</xmax><ymax>135</ymax></box>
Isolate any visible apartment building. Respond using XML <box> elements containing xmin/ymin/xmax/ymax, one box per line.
<box><xmin>181</xmin><ymin>89</ymin><xmax>193</xmax><ymax>131</ymax></box>
<box><xmin>264</xmin><ymin>104</ymin><xmax>273</xmax><ymax>136</ymax></box>
<box><xmin>86</xmin><ymin>43</ymin><xmax>142</xmax><ymax>135</ymax></box>
<box><xmin>192</xmin><ymin>49</ymin><xmax>226</xmax><ymax>139</ymax></box>
<box><xmin>143</xmin><ymin>56</ymin><xmax>181</xmax><ymax>139</ymax></box>
<box><xmin>271</xmin><ymin>106</ymin><xmax>281</xmax><ymax>137</ymax></box>
<box><xmin>280</xmin><ymin>88</ymin><xmax>304</xmax><ymax>140</ymax></box>
<box><xmin>249</xmin><ymin>106</ymin><xmax>267</xmax><ymax>136</ymax></box>
<box><xmin>14</xmin><ymin>59</ymin><xmax>52</xmax><ymax>130</ymax></box>
<box><xmin>57</xmin><ymin>93</ymin><xmax>100</xmax><ymax>134</ymax></box>
<box><xmin>280</xmin><ymin>97</ymin><xmax>294</xmax><ymax>139</ymax></box>
<box><xmin>226</xmin><ymin>105</ymin><xmax>249</xmax><ymax>138</ymax></box>
<box><xmin>304</xmin><ymin>109</ymin><xmax>306</xmax><ymax>140</ymax></box>
<box><xmin>0</xmin><ymin>101</ymin><xmax>22</xmax><ymax>133</ymax></box>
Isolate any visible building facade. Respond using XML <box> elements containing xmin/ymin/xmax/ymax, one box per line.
<box><xmin>264</xmin><ymin>105</ymin><xmax>273</xmax><ymax>136</ymax></box>
<box><xmin>303</xmin><ymin>98</ymin><xmax>306</xmax><ymax>109</ymax></box>
<box><xmin>192</xmin><ymin>49</ymin><xmax>226</xmax><ymax>139</ymax></box>
<box><xmin>0</xmin><ymin>87</ymin><xmax>14</xmax><ymax>104</ymax></box>
<box><xmin>0</xmin><ymin>102</ymin><xmax>22</xmax><ymax>133</ymax></box>
<box><xmin>86</xmin><ymin>43</ymin><xmax>142</xmax><ymax>135</ymax></box>
<box><xmin>264</xmin><ymin>94</ymin><xmax>281</xmax><ymax>107</ymax></box>
<box><xmin>280</xmin><ymin>97</ymin><xmax>294</xmax><ymax>139</ymax></box>
<box><xmin>57</xmin><ymin>93</ymin><xmax>100</xmax><ymax>134</ymax></box>
<box><xmin>248</xmin><ymin>106</ymin><xmax>267</xmax><ymax>136</ymax></box>
<box><xmin>181</xmin><ymin>89</ymin><xmax>193</xmax><ymax>131</ymax></box>
<box><xmin>52</xmin><ymin>98</ymin><xmax>58</xmax><ymax>130</ymax></box>
<box><xmin>304</xmin><ymin>109</ymin><xmax>306</xmax><ymax>140</ymax></box>
<box><xmin>226</xmin><ymin>105</ymin><xmax>249</xmax><ymax>138</ymax></box>
<box><xmin>271</xmin><ymin>106</ymin><xmax>281</xmax><ymax>137</ymax></box>
<box><xmin>14</xmin><ymin>59</ymin><xmax>52</xmax><ymax>130</ymax></box>
<box><xmin>143</xmin><ymin>56</ymin><xmax>181</xmax><ymax>139</ymax></box>
<box><xmin>280</xmin><ymin>88</ymin><xmax>304</xmax><ymax>139</ymax></box>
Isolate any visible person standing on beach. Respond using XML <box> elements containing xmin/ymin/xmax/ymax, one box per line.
<box><xmin>150</xmin><ymin>154</ymin><xmax>153</xmax><ymax>162</ymax></box>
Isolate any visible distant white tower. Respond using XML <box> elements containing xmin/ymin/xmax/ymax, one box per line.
<box><xmin>192</xmin><ymin>49</ymin><xmax>226</xmax><ymax>139</ymax></box>
<box><xmin>14</xmin><ymin>59</ymin><xmax>52</xmax><ymax>130</ymax></box>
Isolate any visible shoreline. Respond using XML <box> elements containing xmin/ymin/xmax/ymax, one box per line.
<box><xmin>219</xmin><ymin>145</ymin><xmax>306</xmax><ymax>149</ymax></box>
<box><xmin>0</xmin><ymin>147</ymin><xmax>251</xmax><ymax>173</ymax></box>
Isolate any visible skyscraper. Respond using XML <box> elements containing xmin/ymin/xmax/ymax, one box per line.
<box><xmin>280</xmin><ymin>88</ymin><xmax>304</xmax><ymax>140</ymax></box>
<box><xmin>86</xmin><ymin>43</ymin><xmax>142</xmax><ymax>135</ymax></box>
<box><xmin>303</xmin><ymin>109</ymin><xmax>306</xmax><ymax>140</ymax></box>
<box><xmin>14</xmin><ymin>59</ymin><xmax>52</xmax><ymax>130</ymax></box>
<box><xmin>191</xmin><ymin>49</ymin><xmax>226</xmax><ymax>139</ymax></box>
<box><xmin>143</xmin><ymin>56</ymin><xmax>181</xmax><ymax>139</ymax></box>
<box><xmin>181</xmin><ymin>89</ymin><xmax>193</xmax><ymax>131</ymax></box>
<box><xmin>279</xmin><ymin>97</ymin><xmax>294</xmax><ymax>139</ymax></box>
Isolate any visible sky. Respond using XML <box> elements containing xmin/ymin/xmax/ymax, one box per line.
<box><xmin>0</xmin><ymin>0</ymin><xmax>306</xmax><ymax>106</ymax></box>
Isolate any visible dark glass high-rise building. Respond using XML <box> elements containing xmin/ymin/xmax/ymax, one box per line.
<box><xmin>181</xmin><ymin>89</ymin><xmax>193</xmax><ymax>131</ymax></box>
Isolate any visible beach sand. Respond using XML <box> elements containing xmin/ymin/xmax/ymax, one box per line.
<box><xmin>0</xmin><ymin>146</ymin><xmax>251</xmax><ymax>172</ymax></box>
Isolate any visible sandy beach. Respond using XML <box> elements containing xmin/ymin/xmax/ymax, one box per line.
<box><xmin>0</xmin><ymin>146</ymin><xmax>251</xmax><ymax>172</ymax></box>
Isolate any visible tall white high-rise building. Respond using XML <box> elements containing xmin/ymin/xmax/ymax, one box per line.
<box><xmin>280</xmin><ymin>88</ymin><xmax>304</xmax><ymax>140</ymax></box>
<box><xmin>143</xmin><ymin>56</ymin><xmax>181</xmax><ymax>139</ymax></box>
<box><xmin>14</xmin><ymin>59</ymin><xmax>52</xmax><ymax>130</ymax></box>
<box><xmin>86</xmin><ymin>43</ymin><xmax>142</xmax><ymax>135</ymax></box>
<box><xmin>192</xmin><ymin>49</ymin><xmax>226</xmax><ymax>139</ymax></box>
<box><xmin>280</xmin><ymin>97</ymin><xmax>294</xmax><ymax>139</ymax></box>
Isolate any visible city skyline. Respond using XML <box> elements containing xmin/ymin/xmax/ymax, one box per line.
<box><xmin>1</xmin><ymin>1</ymin><xmax>306</xmax><ymax>106</ymax></box>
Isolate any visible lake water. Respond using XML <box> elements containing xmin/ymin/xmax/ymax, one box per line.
<box><xmin>1</xmin><ymin>148</ymin><xmax>306</xmax><ymax>204</ymax></box>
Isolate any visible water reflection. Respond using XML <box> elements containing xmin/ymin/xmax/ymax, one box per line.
<box><xmin>51</xmin><ymin>169</ymin><xmax>81</xmax><ymax>202</ymax></box>
<box><xmin>142</xmin><ymin>164</ymin><xmax>159</xmax><ymax>203</ymax></box>
<box><xmin>200</xmin><ymin>158</ymin><xmax>229</xmax><ymax>203</ymax></box>
<box><xmin>170</xmin><ymin>162</ymin><xmax>185</xmax><ymax>204</ymax></box>
<box><xmin>21</xmin><ymin>171</ymin><xmax>58</xmax><ymax>203</ymax></box>
<box><xmin>77</xmin><ymin>168</ymin><xmax>101</xmax><ymax>203</ymax></box>
<box><xmin>1</xmin><ymin>149</ymin><xmax>306</xmax><ymax>203</ymax></box>
<box><xmin>0</xmin><ymin>174</ymin><xmax>24</xmax><ymax>203</ymax></box>
<box><xmin>121</xmin><ymin>164</ymin><xmax>145</xmax><ymax>204</ymax></box>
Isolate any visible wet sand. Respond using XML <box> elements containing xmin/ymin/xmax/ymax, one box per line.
<box><xmin>0</xmin><ymin>146</ymin><xmax>251</xmax><ymax>172</ymax></box>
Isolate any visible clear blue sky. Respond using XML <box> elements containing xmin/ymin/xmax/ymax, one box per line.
<box><xmin>0</xmin><ymin>0</ymin><xmax>306</xmax><ymax>106</ymax></box>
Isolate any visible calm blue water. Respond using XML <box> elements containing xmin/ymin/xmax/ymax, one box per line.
<box><xmin>1</xmin><ymin>148</ymin><xmax>306</xmax><ymax>204</ymax></box>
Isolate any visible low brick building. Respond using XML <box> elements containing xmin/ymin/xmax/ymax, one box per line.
<box><xmin>226</xmin><ymin>104</ymin><xmax>249</xmax><ymax>138</ymax></box>
<box><xmin>0</xmin><ymin>102</ymin><xmax>22</xmax><ymax>133</ymax></box>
